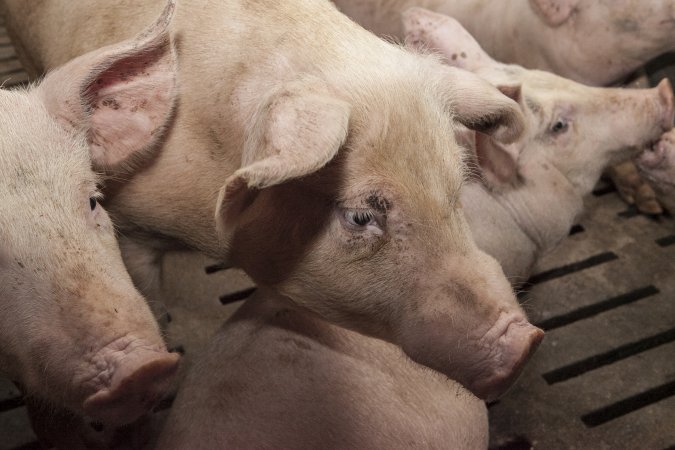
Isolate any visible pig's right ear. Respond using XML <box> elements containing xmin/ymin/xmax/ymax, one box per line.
<box><xmin>442</xmin><ymin>67</ymin><xmax>525</xmax><ymax>144</ymax></box>
<box><xmin>529</xmin><ymin>0</ymin><xmax>579</xmax><ymax>27</ymax></box>
<box><xmin>215</xmin><ymin>86</ymin><xmax>351</xmax><ymax>242</ymax></box>
<box><xmin>37</xmin><ymin>0</ymin><xmax>178</xmax><ymax>173</ymax></box>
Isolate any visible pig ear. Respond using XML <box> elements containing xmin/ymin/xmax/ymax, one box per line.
<box><xmin>474</xmin><ymin>133</ymin><xmax>521</xmax><ymax>187</ymax></box>
<box><xmin>473</xmin><ymin>84</ymin><xmax>523</xmax><ymax>186</ymax></box>
<box><xmin>215</xmin><ymin>86</ymin><xmax>351</xmax><ymax>241</ymax></box>
<box><xmin>402</xmin><ymin>8</ymin><xmax>497</xmax><ymax>72</ymax></box>
<box><xmin>443</xmin><ymin>67</ymin><xmax>525</xmax><ymax>144</ymax></box>
<box><xmin>529</xmin><ymin>0</ymin><xmax>579</xmax><ymax>27</ymax></box>
<box><xmin>38</xmin><ymin>0</ymin><xmax>178</xmax><ymax>172</ymax></box>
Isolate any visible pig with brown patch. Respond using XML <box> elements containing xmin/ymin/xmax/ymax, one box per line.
<box><xmin>156</xmin><ymin>289</ymin><xmax>489</xmax><ymax>450</ymax></box>
<box><xmin>401</xmin><ymin>8</ymin><xmax>673</xmax><ymax>282</ymax></box>
<box><xmin>2</xmin><ymin>0</ymin><xmax>542</xmax><ymax>400</ymax></box>
<box><xmin>0</xmin><ymin>7</ymin><xmax>181</xmax><ymax>447</ymax></box>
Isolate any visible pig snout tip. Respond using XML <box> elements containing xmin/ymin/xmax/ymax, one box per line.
<box><xmin>470</xmin><ymin>321</ymin><xmax>544</xmax><ymax>402</ymax></box>
<box><xmin>657</xmin><ymin>78</ymin><xmax>674</xmax><ymax>131</ymax></box>
<box><xmin>82</xmin><ymin>351</ymin><xmax>180</xmax><ymax>425</ymax></box>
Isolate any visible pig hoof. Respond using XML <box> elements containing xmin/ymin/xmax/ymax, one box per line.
<box><xmin>634</xmin><ymin>184</ymin><xmax>663</xmax><ymax>215</ymax></box>
<box><xmin>471</xmin><ymin>320</ymin><xmax>544</xmax><ymax>402</ymax></box>
<box><xmin>83</xmin><ymin>352</ymin><xmax>179</xmax><ymax>425</ymax></box>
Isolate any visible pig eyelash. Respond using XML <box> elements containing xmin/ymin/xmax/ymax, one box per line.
<box><xmin>345</xmin><ymin>209</ymin><xmax>375</xmax><ymax>227</ymax></box>
<box><xmin>339</xmin><ymin>208</ymin><xmax>384</xmax><ymax>234</ymax></box>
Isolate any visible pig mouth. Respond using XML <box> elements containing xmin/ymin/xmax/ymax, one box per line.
<box><xmin>75</xmin><ymin>335</ymin><xmax>179</xmax><ymax>425</ymax></box>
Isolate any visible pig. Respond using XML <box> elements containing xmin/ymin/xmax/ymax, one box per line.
<box><xmin>331</xmin><ymin>0</ymin><xmax>675</xmax><ymax>214</ymax></box>
<box><xmin>332</xmin><ymin>0</ymin><xmax>675</xmax><ymax>87</ymax></box>
<box><xmin>156</xmin><ymin>289</ymin><xmax>489</xmax><ymax>450</ymax></box>
<box><xmin>401</xmin><ymin>8</ymin><xmax>674</xmax><ymax>281</ymax></box>
<box><xmin>2</xmin><ymin>0</ymin><xmax>543</xmax><ymax>401</ymax></box>
<box><xmin>637</xmin><ymin>129</ymin><xmax>675</xmax><ymax>213</ymax></box>
<box><xmin>0</xmin><ymin>2</ymin><xmax>180</xmax><ymax>441</ymax></box>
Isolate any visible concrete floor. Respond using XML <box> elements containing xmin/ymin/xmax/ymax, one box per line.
<box><xmin>0</xmin><ymin>13</ymin><xmax>674</xmax><ymax>450</ymax></box>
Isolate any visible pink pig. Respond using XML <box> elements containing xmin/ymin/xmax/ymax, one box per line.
<box><xmin>0</xmin><ymin>4</ymin><xmax>180</xmax><ymax>445</ymax></box>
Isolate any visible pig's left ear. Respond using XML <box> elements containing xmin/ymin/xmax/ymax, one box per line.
<box><xmin>38</xmin><ymin>0</ymin><xmax>178</xmax><ymax>172</ymax></box>
<box><xmin>442</xmin><ymin>67</ymin><xmax>525</xmax><ymax>144</ymax></box>
<box><xmin>215</xmin><ymin>82</ymin><xmax>351</xmax><ymax>243</ymax></box>
<box><xmin>529</xmin><ymin>0</ymin><xmax>579</xmax><ymax>27</ymax></box>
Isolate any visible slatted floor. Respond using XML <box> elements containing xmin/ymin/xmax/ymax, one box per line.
<box><xmin>0</xmin><ymin>13</ymin><xmax>674</xmax><ymax>450</ymax></box>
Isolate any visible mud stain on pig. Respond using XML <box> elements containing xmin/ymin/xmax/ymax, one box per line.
<box><xmin>613</xmin><ymin>18</ymin><xmax>640</xmax><ymax>33</ymax></box>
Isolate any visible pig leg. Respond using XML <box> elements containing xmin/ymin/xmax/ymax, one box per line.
<box><xmin>607</xmin><ymin>160</ymin><xmax>663</xmax><ymax>215</ymax></box>
<box><xmin>119</xmin><ymin>236</ymin><xmax>171</xmax><ymax>327</ymax></box>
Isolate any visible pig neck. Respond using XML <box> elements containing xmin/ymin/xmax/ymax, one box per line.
<box><xmin>462</xmin><ymin>160</ymin><xmax>583</xmax><ymax>283</ymax></box>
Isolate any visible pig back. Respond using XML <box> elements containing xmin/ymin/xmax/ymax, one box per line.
<box><xmin>157</xmin><ymin>292</ymin><xmax>489</xmax><ymax>449</ymax></box>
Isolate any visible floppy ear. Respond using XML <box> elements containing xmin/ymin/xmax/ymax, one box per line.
<box><xmin>442</xmin><ymin>66</ymin><xmax>525</xmax><ymax>144</ymax></box>
<box><xmin>473</xmin><ymin>84</ymin><xmax>523</xmax><ymax>186</ymax></box>
<box><xmin>402</xmin><ymin>7</ymin><xmax>498</xmax><ymax>72</ymax></box>
<box><xmin>215</xmin><ymin>83</ymin><xmax>351</xmax><ymax>242</ymax></box>
<box><xmin>38</xmin><ymin>0</ymin><xmax>178</xmax><ymax>172</ymax></box>
<box><xmin>529</xmin><ymin>0</ymin><xmax>579</xmax><ymax>27</ymax></box>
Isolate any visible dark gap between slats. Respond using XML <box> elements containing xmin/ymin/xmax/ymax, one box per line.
<box><xmin>9</xmin><ymin>442</ymin><xmax>43</xmax><ymax>450</ymax></box>
<box><xmin>220</xmin><ymin>287</ymin><xmax>257</xmax><ymax>305</ymax></box>
<box><xmin>537</xmin><ymin>285</ymin><xmax>659</xmax><ymax>331</ymax></box>
<box><xmin>656</xmin><ymin>235</ymin><xmax>675</xmax><ymax>247</ymax></box>
<box><xmin>568</xmin><ymin>224</ymin><xmax>585</xmax><ymax>236</ymax></box>
<box><xmin>581</xmin><ymin>379</ymin><xmax>675</xmax><ymax>427</ymax></box>
<box><xmin>205</xmin><ymin>263</ymin><xmax>229</xmax><ymax>274</ymax></box>
<box><xmin>169</xmin><ymin>344</ymin><xmax>185</xmax><ymax>355</ymax></box>
<box><xmin>0</xmin><ymin>395</ymin><xmax>24</xmax><ymax>412</ymax></box>
<box><xmin>528</xmin><ymin>252</ymin><xmax>618</xmax><ymax>285</ymax></box>
<box><xmin>618</xmin><ymin>205</ymin><xmax>640</xmax><ymax>218</ymax></box>
<box><xmin>661</xmin><ymin>445</ymin><xmax>675</xmax><ymax>450</ymax></box>
<box><xmin>0</xmin><ymin>67</ymin><xmax>24</xmax><ymax>77</ymax></box>
<box><xmin>543</xmin><ymin>327</ymin><xmax>675</xmax><ymax>384</ymax></box>
<box><xmin>592</xmin><ymin>184</ymin><xmax>617</xmax><ymax>196</ymax></box>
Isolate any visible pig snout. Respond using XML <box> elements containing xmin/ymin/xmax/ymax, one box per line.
<box><xmin>468</xmin><ymin>313</ymin><xmax>544</xmax><ymax>401</ymax></box>
<box><xmin>638</xmin><ymin>129</ymin><xmax>675</xmax><ymax>171</ymax></box>
<box><xmin>656</xmin><ymin>78</ymin><xmax>674</xmax><ymax>132</ymax></box>
<box><xmin>81</xmin><ymin>337</ymin><xmax>179</xmax><ymax>425</ymax></box>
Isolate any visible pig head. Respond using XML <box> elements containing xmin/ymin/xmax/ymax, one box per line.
<box><xmin>0</xmin><ymin>3</ymin><xmax>178</xmax><ymax>427</ymax></box>
<box><xmin>403</xmin><ymin>8</ymin><xmax>674</xmax><ymax>279</ymax></box>
<box><xmin>637</xmin><ymin>129</ymin><xmax>675</xmax><ymax>213</ymax></box>
<box><xmin>218</xmin><ymin>65</ymin><xmax>541</xmax><ymax>400</ymax></box>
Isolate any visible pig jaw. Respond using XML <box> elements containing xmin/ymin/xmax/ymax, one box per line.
<box><xmin>80</xmin><ymin>335</ymin><xmax>179</xmax><ymax>425</ymax></box>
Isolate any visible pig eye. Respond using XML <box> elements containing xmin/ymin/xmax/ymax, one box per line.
<box><xmin>89</xmin><ymin>197</ymin><xmax>97</xmax><ymax>211</ymax></box>
<box><xmin>550</xmin><ymin>118</ymin><xmax>569</xmax><ymax>134</ymax></box>
<box><xmin>346</xmin><ymin>210</ymin><xmax>374</xmax><ymax>227</ymax></box>
<box><xmin>340</xmin><ymin>208</ymin><xmax>383</xmax><ymax>234</ymax></box>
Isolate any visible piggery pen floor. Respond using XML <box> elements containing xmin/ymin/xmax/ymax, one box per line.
<box><xmin>0</xmin><ymin>14</ymin><xmax>673</xmax><ymax>450</ymax></box>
